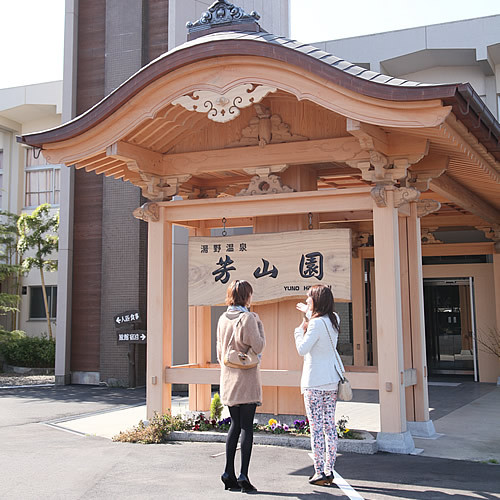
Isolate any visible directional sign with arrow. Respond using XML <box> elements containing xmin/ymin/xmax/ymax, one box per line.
<box><xmin>116</xmin><ymin>330</ymin><xmax>147</xmax><ymax>344</ymax></box>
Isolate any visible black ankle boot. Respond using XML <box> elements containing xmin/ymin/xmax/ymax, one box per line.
<box><xmin>221</xmin><ymin>472</ymin><xmax>239</xmax><ymax>490</ymax></box>
<box><xmin>237</xmin><ymin>474</ymin><xmax>257</xmax><ymax>492</ymax></box>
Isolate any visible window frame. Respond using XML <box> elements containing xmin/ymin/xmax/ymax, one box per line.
<box><xmin>24</xmin><ymin>148</ymin><xmax>61</xmax><ymax>209</ymax></box>
<box><xmin>28</xmin><ymin>285</ymin><xmax>57</xmax><ymax>320</ymax></box>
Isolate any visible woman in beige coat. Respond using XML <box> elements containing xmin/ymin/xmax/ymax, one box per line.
<box><xmin>216</xmin><ymin>280</ymin><xmax>266</xmax><ymax>493</ymax></box>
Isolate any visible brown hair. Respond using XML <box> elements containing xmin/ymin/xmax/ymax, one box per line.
<box><xmin>308</xmin><ymin>285</ymin><xmax>339</xmax><ymax>331</ymax></box>
<box><xmin>225</xmin><ymin>280</ymin><xmax>253</xmax><ymax>307</ymax></box>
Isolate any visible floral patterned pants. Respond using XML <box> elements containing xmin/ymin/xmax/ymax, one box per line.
<box><xmin>303</xmin><ymin>389</ymin><xmax>338</xmax><ymax>474</ymax></box>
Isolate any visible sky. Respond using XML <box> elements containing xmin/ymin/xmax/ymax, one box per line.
<box><xmin>0</xmin><ymin>0</ymin><xmax>499</xmax><ymax>89</ymax></box>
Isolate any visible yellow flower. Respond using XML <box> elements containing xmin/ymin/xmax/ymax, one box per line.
<box><xmin>345</xmin><ymin>428</ymin><xmax>350</xmax><ymax>432</ymax></box>
<box><xmin>268</xmin><ymin>418</ymin><xmax>278</xmax><ymax>426</ymax></box>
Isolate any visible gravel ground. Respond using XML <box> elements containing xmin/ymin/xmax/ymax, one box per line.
<box><xmin>0</xmin><ymin>373</ymin><xmax>55</xmax><ymax>386</ymax></box>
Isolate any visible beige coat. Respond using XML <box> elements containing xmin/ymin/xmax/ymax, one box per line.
<box><xmin>216</xmin><ymin>310</ymin><xmax>266</xmax><ymax>407</ymax></box>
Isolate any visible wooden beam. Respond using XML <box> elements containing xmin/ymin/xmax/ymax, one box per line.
<box><xmin>160</xmin><ymin>188</ymin><xmax>372</xmax><ymax>222</ymax></box>
<box><xmin>165</xmin><ymin>367</ymin><xmax>379</xmax><ymax>390</ymax></box>
<box><xmin>359</xmin><ymin>242</ymin><xmax>495</xmax><ymax>259</ymax></box>
<box><xmin>107</xmin><ymin>141</ymin><xmax>163</xmax><ymax>171</ymax></box>
<box><xmin>319</xmin><ymin>210</ymin><xmax>373</xmax><ymax>223</ymax></box>
<box><xmin>430</xmin><ymin>174</ymin><xmax>500</xmax><ymax>226</ymax></box>
<box><xmin>347</xmin><ymin>119</ymin><xmax>429</xmax><ymax>158</ymax></box>
<box><xmin>421</xmin><ymin>242</ymin><xmax>494</xmax><ymax>256</ymax></box>
<box><xmin>420</xmin><ymin>214</ymin><xmax>487</xmax><ymax>227</ymax></box>
<box><xmin>347</xmin><ymin>119</ymin><xmax>389</xmax><ymax>153</ymax></box>
<box><xmin>161</xmin><ymin>137</ymin><xmax>371</xmax><ymax>175</ymax></box>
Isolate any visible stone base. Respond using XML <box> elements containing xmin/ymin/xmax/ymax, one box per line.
<box><xmin>167</xmin><ymin>429</ymin><xmax>378</xmax><ymax>454</ymax></box>
<box><xmin>55</xmin><ymin>374</ymin><xmax>71</xmax><ymax>385</ymax></box>
<box><xmin>376</xmin><ymin>430</ymin><xmax>415</xmax><ymax>454</ymax></box>
<box><xmin>407</xmin><ymin>420</ymin><xmax>439</xmax><ymax>439</ymax></box>
<box><xmin>71</xmin><ymin>371</ymin><xmax>100</xmax><ymax>385</ymax></box>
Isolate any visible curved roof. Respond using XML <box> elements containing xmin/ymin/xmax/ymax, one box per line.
<box><xmin>19</xmin><ymin>29</ymin><xmax>500</xmax><ymax>162</ymax></box>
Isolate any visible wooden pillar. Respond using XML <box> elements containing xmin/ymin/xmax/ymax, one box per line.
<box><xmin>146</xmin><ymin>214</ymin><xmax>172</xmax><ymax>418</ymax></box>
<box><xmin>188</xmin><ymin>225</ymin><xmax>212</xmax><ymax>411</ymax></box>
<box><xmin>493</xmin><ymin>253</ymin><xmax>500</xmax><ymax>347</ymax></box>
<box><xmin>352</xmin><ymin>256</ymin><xmax>367</xmax><ymax>366</ymax></box>
<box><xmin>407</xmin><ymin>202</ymin><xmax>430</xmax><ymax>423</ymax></box>
<box><xmin>372</xmin><ymin>188</ymin><xmax>407</xmax><ymax>435</ymax></box>
<box><xmin>399</xmin><ymin>216</ymin><xmax>415</xmax><ymax>421</ymax></box>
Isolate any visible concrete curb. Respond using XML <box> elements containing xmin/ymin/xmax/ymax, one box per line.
<box><xmin>3</xmin><ymin>364</ymin><xmax>55</xmax><ymax>375</ymax></box>
<box><xmin>166</xmin><ymin>429</ymin><xmax>378</xmax><ymax>454</ymax></box>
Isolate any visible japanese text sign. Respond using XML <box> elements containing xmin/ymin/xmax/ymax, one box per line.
<box><xmin>189</xmin><ymin>229</ymin><xmax>351</xmax><ymax>305</ymax></box>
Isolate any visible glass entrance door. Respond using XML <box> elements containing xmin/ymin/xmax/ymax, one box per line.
<box><xmin>423</xmin><ymin>278</ymin><xmax>477</xmax><ymax>378</ymax></box>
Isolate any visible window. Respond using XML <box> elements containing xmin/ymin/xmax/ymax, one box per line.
<box><xmin>25</xmin><ymin>148</ymin><xmax>60</xmax><ymax>207</ymax></box>
<box><xmin>29</xmin><ymin>286</ymin><xmax>57</xmax><ymax>320</ymax></box>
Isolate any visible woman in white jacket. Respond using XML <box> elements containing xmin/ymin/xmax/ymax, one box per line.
<box><xmin>294</xmin><ymin>284</ymin><xmax>342</xmax><ymax>486</ymax></box>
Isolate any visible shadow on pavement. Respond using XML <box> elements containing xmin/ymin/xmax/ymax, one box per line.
<box><xmin>337</xmin><ymin>452</ymin><xmax>500</xmax><ymax>499</ymax></box>
<box><xmin>0</xmin><ymin>384</ymin><xmax>146</xmax><ymax>407</ymax></box>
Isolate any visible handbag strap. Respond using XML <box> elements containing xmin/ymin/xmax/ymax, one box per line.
<box><xmin>320</xmin><ymin>317</ymin><xmax>345</xmax><ymax>382</ymax></box>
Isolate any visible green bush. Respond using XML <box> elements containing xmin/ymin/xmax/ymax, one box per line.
<box><xmin>0</xmin><ymin>335</ymin><xmax>55</xmax><ymax>368</ymax></box>
<box><xmin>210</xmin><ymin>392</ymin><xmax>223</xmax><ymax>421</ymax></box>
<box><xmin>113</xmin><ymin>412</ymin><xmax>187</xmax><ymax>444</ymax></box>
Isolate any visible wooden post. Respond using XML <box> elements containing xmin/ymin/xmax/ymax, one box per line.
<box><xmin>352</xmin><ymin>256</ymin><xmax>367</xmax><ymax>366</ymax></box>
<box><xmin>188</xmin><ymin>225</ymin><xmax>212</xmax><ymax>411</ymax></box>
<box><xmin>146</xmin><ymin>214</ymin><xmax>172</xmax><ymax>418</ymax></box>
<box><xmin>493</xmin><ymin>253</ymin><xmax>500</xmax><ymax>349</ymax></box>
<box><xmin>407</xmin><ymin>203</ymin><xmax>430</xmax><ymax>423</ymax></box>
<box><xmin>372</xmin><ymin>188</ymin><xmax>408</xmax><ymax>437</ymax></box>
<box><xmin>399</xmin><ymin>216</ymin><xmax>415</xmax><ymax>421</ymax></box>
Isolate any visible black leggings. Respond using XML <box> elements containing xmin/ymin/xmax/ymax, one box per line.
<box><xmin>225</xmin><ymin>403</ymin><xmax>257</xmax><ymax>478</ymax></box>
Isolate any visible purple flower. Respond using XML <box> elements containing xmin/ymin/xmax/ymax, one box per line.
<box><xmin>283</xmin><ymin>424</ymin><xmax>289</xmax><ymax>431</ymax></box>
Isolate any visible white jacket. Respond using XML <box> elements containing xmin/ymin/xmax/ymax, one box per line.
<box><xmin>294</xmin><ymin>313</ymin><xmax>342</xmax><ymax>393</ymax></box>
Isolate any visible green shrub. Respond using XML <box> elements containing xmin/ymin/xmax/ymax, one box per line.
<box><xmin>0</xmin><ymin>335</ymin><xmax>55</xmax><ymax>367</ymax></box>
<box><xmin>113</xmin><ymin>412</ymin><xmax>187</xmax><ymax>444</ymax></box>
<box><xmin>210</xmin><ymin>392</ymin><xmax>223</xmax><ymax>421</ymax></box>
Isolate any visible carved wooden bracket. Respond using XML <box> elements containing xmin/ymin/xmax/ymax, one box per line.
<box><xmin>417</xmin><ymin>199</ymin><xmax>441</xmax><ymax>217</ymax></box>
<box><xmin>237</xmin><ymin>170</ymin><xmax>294</xmax><ymax>196</ymax></box>
<box><xmin>477</xmin><ymin>225</ymin><xmax>500</xmax><ymax>242</ymax></box>
<box><xmin>407</xmin><ymin>168</ymin><xmax>447</xmax><ymax>192</ymax></box>
<box><xmin>133</xmin><ymin>202</ymin><xmax>159</xmax><ymax>222</ymax></box>
<box><xmin>352</xmin><ymin>231</ymin><xmax>372</xmax><ymax>248</ymax></box>
<box><xmin>370</xmin><ymin>183</ymin><xmax>389</xmax><ymax>207</ymax></box>
<box><xmin>171</xmin><ymin>84</ymin><xmax>277</xmax><ymax>123</ymax></box>
<box><xmin>393</xmin><ymin>187</ymin><xmax>420</xmax><ymax>207</ymax></box>
<box><xmin>227</xmin><ymin>104</ymin><xmax>308</xmax><ymax>147</ymax></box>
<box><xmin>140</xmin><ymin>174</ymin><xmax>191</xmax><ymax>201</ymax></box>
<box><xmin>351</xmin><ymin>158</ymin><xmax>413</xmax><ymax>185</ymax></box>
<box><xmin>421</xmin><ymin>227</ymin><xmax>442</xmax><ymax>244</ymax></box>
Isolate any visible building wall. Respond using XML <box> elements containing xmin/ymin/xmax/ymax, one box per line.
<box><xmin>168</xmin><ymin>0</ymin><xmax>290</xmax><ymax>49</ymax></box>
<box><xmin>0</xmin><ymin>81</ymin><xmax>62</xmax><ymax>338</ymax></box>
<box><xmin>313</xmin><ymin>15</ymin><xmax>500</xmax><ymax>120</ymax></box>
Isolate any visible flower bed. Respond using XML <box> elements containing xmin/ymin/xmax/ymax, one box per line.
<box><xmin>113</xmin><ymin>412</ymin><xmax>364</xmax><ymax>444</ymax></box>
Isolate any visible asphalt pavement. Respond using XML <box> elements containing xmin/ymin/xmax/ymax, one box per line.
<box><xmin>1</xmin><ymin>385</ymin><xmax>499</xmax><ymax>499</ymax></box>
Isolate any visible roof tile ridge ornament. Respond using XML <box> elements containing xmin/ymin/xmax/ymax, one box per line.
<box><xmin>186</xmin><ymin>0</ymin><xmax>264</xmax><ymax>41</ymax></box>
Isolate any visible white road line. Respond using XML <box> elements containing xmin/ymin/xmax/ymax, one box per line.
<box><xmin>42</xmin><ymin>422</ymin><xmax>87</xmax><ymax>437</ymax></box>
<box><xmin>210</xmin><ymin>446</ymin><xmax>240</xmax><ymax>458</ymax></box>
<box><xmin>333</xmin><ymin>471</ymin><xmax>364</xmax><ymax>500</ymax></box>
<box><xmin>308</xmin><ymin>452</ymin><xmax>364</xmax><ymax>499</ymax></box>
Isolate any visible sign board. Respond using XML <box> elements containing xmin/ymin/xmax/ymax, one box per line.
<box><xmin>117</xmin><ymin>330</ymin><xmax>147</xmax><ymax>343</ymax></box>
<box><xmin>114</xmin><ymin>311</ymin><xmax>140</xmax><ymax>327</ymax></box>
<box><xmin>189</xmin><ymin>229</ymin><xmax>351</xmax><ymax>306</ymax></box>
